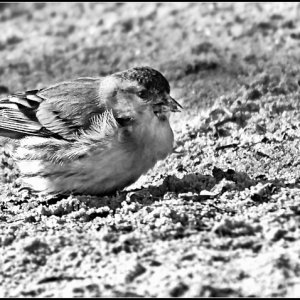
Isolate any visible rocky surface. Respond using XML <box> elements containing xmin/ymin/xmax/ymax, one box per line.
<box><xmin>1</xmin><ymin>3</ymin><xmax>300</xmax><ymax>297</ymax></box>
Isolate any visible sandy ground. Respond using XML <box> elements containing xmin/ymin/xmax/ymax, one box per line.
<box><xmin>1</xmin><ymin>2</ymin><xmax>300</xmax><ymax>297</ymax></box>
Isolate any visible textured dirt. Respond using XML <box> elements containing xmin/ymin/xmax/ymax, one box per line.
<box><xmin>1</xmin><ymin>2</ymin><xmax>300</xmax><ymax>297</ymax></box>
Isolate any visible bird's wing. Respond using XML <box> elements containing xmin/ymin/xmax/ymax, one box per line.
<box><xmin>0</xmin><ymin>78</ymin><xmax>109</xmax><ymax>140</ymax></box>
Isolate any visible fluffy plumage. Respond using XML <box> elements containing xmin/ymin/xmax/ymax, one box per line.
<box><xmin>0</xmin><ymin>66</ymin><xmax>181</xmax><ymax>195</ymax></box>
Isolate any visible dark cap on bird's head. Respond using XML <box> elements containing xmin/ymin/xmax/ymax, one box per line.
<box><xmin>114</xmin><ymin>66</ymin><xmax>170</xmax><ymax>94</ymax></box>
<box><xmin>114</xmin><ymin>66</ymin><xmax>182</xmax><ymax>112</ymax></box>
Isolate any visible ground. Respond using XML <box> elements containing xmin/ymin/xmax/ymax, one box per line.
<box><xmin>1</xmin><ymin>2</ymin><xmax>300</xmax><ymax>297</ymax></box>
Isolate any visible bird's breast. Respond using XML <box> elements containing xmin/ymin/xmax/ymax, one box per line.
<box><xmin>132</xmin><ymin>111</ymin><xmax>174</xmax><ymax>163</ymax></box>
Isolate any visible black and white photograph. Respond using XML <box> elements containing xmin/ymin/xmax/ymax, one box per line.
<box><xmin>1</xmin><ymin>2</ymin><xmax>300</xmax><ymax>297</ymax></box>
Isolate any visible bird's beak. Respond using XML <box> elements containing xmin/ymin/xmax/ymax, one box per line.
<box><xmin>166</xmin><ymin>95</ymin><xmax>182</xmax><ymax>112</ymax></box>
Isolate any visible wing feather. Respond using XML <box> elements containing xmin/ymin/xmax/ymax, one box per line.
<box><xmin>0</xmin><ymin>78</ymin><xmax>110</xmax><ymax>140</ymax></box>
<box><xmin>0</xmin><ymin>101</ymin><xmax>43</xmax><ymax>135</ymax></box>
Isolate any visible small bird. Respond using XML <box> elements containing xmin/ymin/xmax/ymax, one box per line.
<box><xmin>0</xmin><ymin>66</ymin><xmax>182</xmax><ymax>195</ymax></box>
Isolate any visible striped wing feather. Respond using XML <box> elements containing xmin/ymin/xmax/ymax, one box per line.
<box><xmin>0</xmin><ymin>78</ymin><xmax>108</xmax><ymax>140</ymax></box>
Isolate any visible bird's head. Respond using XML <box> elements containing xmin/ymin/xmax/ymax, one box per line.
<box><xmin>100</xmin><ymin>66</ymin><xmax>182</xmax><ymax>116</ymax></box>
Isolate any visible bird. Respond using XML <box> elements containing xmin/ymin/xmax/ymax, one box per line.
<box><xmin>0</xmin><ymin>66</ymin><xmax>182</xmax><ymax>195</ymax></box>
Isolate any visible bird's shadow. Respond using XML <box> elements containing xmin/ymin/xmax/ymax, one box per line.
<box><xmin>38</xmin><ymin>166</ymin><xmax>299</xmax><ymax>219</ymax></box>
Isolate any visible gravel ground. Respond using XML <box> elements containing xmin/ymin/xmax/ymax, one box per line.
<box><xmin>1</xmin><ymin>2</ymin><xmax>300</xmax><ymax>297</ymax></box>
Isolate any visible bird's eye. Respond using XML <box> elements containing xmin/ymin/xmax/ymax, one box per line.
<box><xmin>137</xmin><ymin>90</ymin><xmax>148</xmax><ymax>99</ymax></box>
